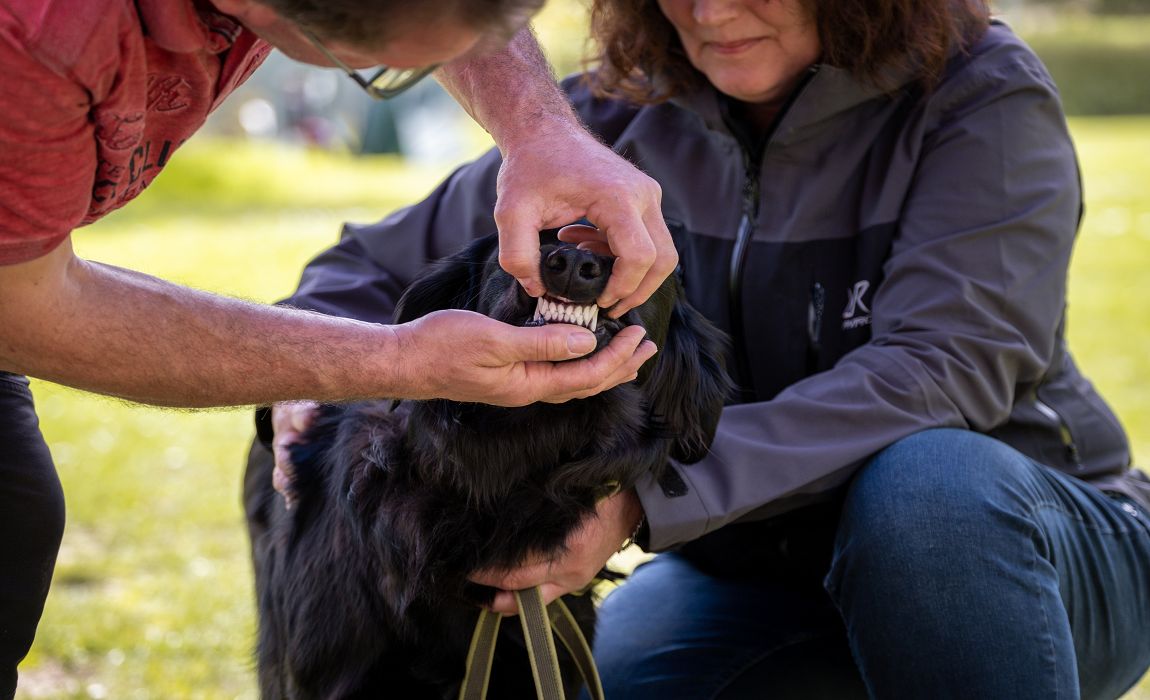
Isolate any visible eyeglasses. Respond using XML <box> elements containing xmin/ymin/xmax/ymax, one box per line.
<box><xmin>302</xmin><ymin>28</ymin><xmax>439</xmax><ymax>100</ymax></box>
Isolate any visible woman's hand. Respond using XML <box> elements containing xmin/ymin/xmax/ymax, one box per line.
<box><xmin>468</xmin><ymin>489</ymin><xmax>645</xmax><ymax>614</ymax></box>
<box><xmin>270</xmin><ymin>400</ymin><xmax>319</xmax><ymax>510</ymax></box>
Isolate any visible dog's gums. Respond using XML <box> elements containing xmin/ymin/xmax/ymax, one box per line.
<box><xmin>530</xmin><ymin>295</ymin><xmax>599</xmax><ymax>331</ymax></box>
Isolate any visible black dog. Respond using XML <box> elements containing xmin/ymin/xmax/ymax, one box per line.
<box><xmin>243</xmin><ymin>232</ymin><xmax>731</xmax><ymax>698</ymax></box>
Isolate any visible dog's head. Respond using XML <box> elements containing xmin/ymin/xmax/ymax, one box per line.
<box><xmin>295</xmin><ymin>231</ymin><xmax>731</xmax><ymax>618</ymax></box>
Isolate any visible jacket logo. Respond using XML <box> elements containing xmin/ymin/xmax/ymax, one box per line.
<box><xmin>842</xmin><ymin>280</ymin><xmax>872</xmax><ymax>330</ymax></box>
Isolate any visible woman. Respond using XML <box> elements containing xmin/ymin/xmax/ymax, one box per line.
<box><xmin>259</xmin><ymin>0</ymin><xmax>1150</xmax><ymax>695</ymax></box>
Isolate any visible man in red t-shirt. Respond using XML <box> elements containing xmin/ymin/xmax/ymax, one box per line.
<box><xmin>0</xmin><ymin>0</ymin><xmax>677</xmax><ymax>693</ymax></box>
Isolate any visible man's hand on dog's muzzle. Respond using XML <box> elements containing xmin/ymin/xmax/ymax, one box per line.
<box><xmin>468</xmin><ymin>489</ymin><xmax>645</xmax><ymax>615</ymax></box>
<box><xmin>492</xmin><ymin>126</ymin><xmax>678</xmax><ymax>319</ymax></box>
<box><xmin>390</xmin><ymin>310</ymin><xmax>656</xmax><ymax>406</ymax></box>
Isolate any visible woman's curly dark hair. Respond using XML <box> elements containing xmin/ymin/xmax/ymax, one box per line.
<box><xmin>588</xmin><ymin>0</ymin><xmax>991</xmax><ymax>103</ymax></box>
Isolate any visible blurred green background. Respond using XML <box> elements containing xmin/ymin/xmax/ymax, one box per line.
<box><xmin>14</xmin><ymin>2</ymin><xmax>1150</xmax><ymax>698</ymax></box>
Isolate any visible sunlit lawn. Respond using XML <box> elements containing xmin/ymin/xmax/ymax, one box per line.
<box><xmin>14</xmin><ymin>117</ymin><xmax>1150</xmax><ymax>698</ymax></box>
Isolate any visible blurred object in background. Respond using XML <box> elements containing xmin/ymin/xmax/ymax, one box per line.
<box><xmin>1001</xmin><ymin>1</ymin><xmax>1150</xmax><ymax>116</ymax></box>
<box><xmin>202</xmin><ymin>1</ymin><xmax>592</xmax><ymax>162</ymax></box>
<box><xmin>204</xmin><ymin>52</ymin><xmax>476</xmax><ymax>164</ymax></box>
<box><xmin>201</xmin><ymin>0</ymin><xmax>1149</xmax><ymax>163</ymax></box>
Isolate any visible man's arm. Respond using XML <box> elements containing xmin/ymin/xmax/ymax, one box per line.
<box><xmin>435</xmin><ymin>27</ymin><xmax>677</xmax><ymax>317</ymax></box>
<box><xmin>0</xmin><ymin>238</ymin><xmax>654</xmax><ymax>408</ymax></box>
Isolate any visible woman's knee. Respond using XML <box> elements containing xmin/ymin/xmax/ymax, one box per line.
<box><xmin>830</xmin><ymin>429</ymin><xmax>1042</xmax><ymax>588</ymax></box>
<box><xmin>842</xmin><ymin>429</ymin><xmax>1035</xmax><ymax>532</ymax></box>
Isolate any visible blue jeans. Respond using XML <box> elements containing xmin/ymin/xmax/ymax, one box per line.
<box><xmin>591</xmin><ymin>429</ymin><xmax>1150</xmax><ymax>699</ymax></box>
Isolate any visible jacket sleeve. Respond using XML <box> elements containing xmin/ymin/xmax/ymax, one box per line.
<box><xmin>637</xmin><ymin>44</ymin><xmax>1084</xmax><ymax>550</ymax></box>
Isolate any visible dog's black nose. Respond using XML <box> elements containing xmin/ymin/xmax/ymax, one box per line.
<box><xmin>541</xmin><ymin>246</ymin><xmax>612</xmax><ymax>303</ymax></box>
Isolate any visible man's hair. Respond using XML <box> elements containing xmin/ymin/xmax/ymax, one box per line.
<box><xmin>262</xmin><ymin>0</ymin><xmax>545</xmax><ymax>48</ymax></box>
<box><xmin>587</xmin><ymin>0</ymin><xmax>992</xmax><ymax>104</ymax></box>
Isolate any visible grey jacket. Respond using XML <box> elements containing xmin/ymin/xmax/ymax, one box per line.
<box><xmin>281</xmin><ymin>22</ymin><xmax>1147</xmax><ymax>552</ymax></box>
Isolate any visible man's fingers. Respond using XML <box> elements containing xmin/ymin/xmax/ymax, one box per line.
<box><xmin>494</xmin><ymin>200</ymin><xmax>545</xmax><ymax>297</ymax></box>
<box><xmin>556</xmin><ymin>225</ymin><xmax>605</xmax><ymax>246</ymax></box>
<box><xmin>607</xmin><ymin>208</ymin><xmax>677</xmax><ymax>317</ymax></box>
<box><xmin>558</xmin><ymin>224</ymin><xmax>614</xmax><ymax>257</ymax></box>
<box><xmin>540</xmin><ymin>329</ymin><xmax>656</xmax><ymax>402</ymax></box>
<box><xmin>611</xmin><ymin>247</ymin><xmax>678</xmax><ymax>318</ymax></box>
<box><xmin>559</xmin><ymin>222</ymin><xmax>668</xmax><ymax>304</ymax></box>
<box><xmin>596</xmin><ymin>215</ymin><xmax>657</xmax><ymax>310</ymax></box>
<box><xmin>502</xmin><ymin>322</ymin><xmax>599</xmax><ymax>363</ymax></box>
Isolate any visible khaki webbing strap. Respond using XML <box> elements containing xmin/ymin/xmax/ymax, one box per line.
<box><xmin>458</xmin><ymin>588</ymin><xmax>605</xmax><ymax>700</ymax></box>
<box><xmin>515</xmin><ymin>587</ymin><xmax>566</xmax><ymax>700</ymax></box>
<box><xmin>548</xmin><ymin>598</ymin><xmax>605</xmax><ymax>700</ymax></box>
<box><xmin>458</xmin><ymin>608</ymin><xmax>502</xmax><ymax>700</ymax></box>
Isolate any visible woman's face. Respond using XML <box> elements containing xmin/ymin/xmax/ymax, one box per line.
<box><xmin>656</xmin><ymin>0</ymin><xmax>821</xmax><ymax>106</ymax></box>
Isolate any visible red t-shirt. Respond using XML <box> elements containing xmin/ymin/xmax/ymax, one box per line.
<box><xmin>0</xmin><ymin>0</ymin><xmax>270</xmax><ymax>265</ymax></box>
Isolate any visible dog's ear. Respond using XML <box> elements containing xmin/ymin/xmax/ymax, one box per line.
<box><xmin>645</xmin><ymin>291</ymin><xmax>734</xmax><ymax>464</ymax></box>
<box><xmin>394</xmin><ymin>234</ymin><xmax>499</xmax><ymax>322</ymax></box>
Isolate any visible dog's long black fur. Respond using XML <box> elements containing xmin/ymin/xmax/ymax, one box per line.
<box><xmin>244</xmin><ymin>233</ymin><xmax>732</xmax><ymax>699</ymax></box>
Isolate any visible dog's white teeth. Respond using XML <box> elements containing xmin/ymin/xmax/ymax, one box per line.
<box><xmin>536</xmin><ymin>298</ymin><xmax>598</xmax><ymax>331</ymax></box>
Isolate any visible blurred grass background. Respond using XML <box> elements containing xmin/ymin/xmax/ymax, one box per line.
<box><xmin>13</xmin><ymin>3</ymin><xmax>1150</xmax><ymax>699</ymax></box>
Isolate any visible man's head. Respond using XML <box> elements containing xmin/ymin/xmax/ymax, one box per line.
<box><xmin>259</xmin><ymin>0</ymin><xmax>543</xmax><ymax>47</ymax></box>
<box><xmin>209</xmin><ymin>0</ymin><xmax>544</xmax><ymax>80</ymax></box>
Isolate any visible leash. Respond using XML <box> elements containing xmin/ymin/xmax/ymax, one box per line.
<box><xmin>458</xmin><ymin>587</ymin><xmax>605</xmax><ymax>700</ymax></box>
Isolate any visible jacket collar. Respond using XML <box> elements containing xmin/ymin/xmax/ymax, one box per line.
<box><xmin>671</xmin><ymin>61</ymin><xmax>915</xmax><ymax>149</ymax></box>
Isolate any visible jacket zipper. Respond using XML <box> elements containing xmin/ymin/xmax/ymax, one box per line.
<box><xmin>807</xmin><ymin>282</ymin><xmax>826</xmax><ymax>374</ymax></box>
<box><xmin>727</xmin><ymin>66</ymin><xmax>821</xmax><ymax>400</ymax></box>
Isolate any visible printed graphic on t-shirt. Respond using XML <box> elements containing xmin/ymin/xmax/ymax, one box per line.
<box><xmin>88</xmin><ymin>74</ymin><xmax>192</xmax><ymax>218</ymax></box>
<box><xmin>147</xmin><ymin>74</ymin><xmax>192</xmax><ymax>113</ymax></box>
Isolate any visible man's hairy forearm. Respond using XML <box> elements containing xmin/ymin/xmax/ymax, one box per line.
<box><xmin>0</xmin><ymin>244</ymin><xmax>404</xmax><ymax>407</ymax></box>
<box><xmin>436</xmin><ymin>26</ymin><xmax>584</xmax><ymax>153</ymax></box>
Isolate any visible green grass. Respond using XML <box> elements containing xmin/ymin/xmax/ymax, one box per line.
<box><xmin>14</xmin><ymin>116</ymin><xmax>1150</xmax><ymax>698</ymax></box>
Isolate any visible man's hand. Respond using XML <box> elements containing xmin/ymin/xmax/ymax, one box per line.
<box><xmin>435</xmin><ymin>28</ymin><xmax>678</xmax><ymax>318</ymax></box>
<box><xmin>391</xmin><ymin>310</ymin><xmax>656</xmax><ymax>405</ymax></box>
<box><xmin>271</xmin><ymin>401</ymin><xmax>319</xmax><ymax>510</ymax></box>
<box><xmin>494</xmin><ymin>125</ymin><xmax>678</xmax><ymax>318</ymax></box>
<box><xmin>469</xmin><ymin>489</ymin><xmax>644</xmax><ymax>615</ymax></box>
<box><xmin>268</xmin><ymin>316</ymin><xmax>653</xmax><ymax>508</ymax></box>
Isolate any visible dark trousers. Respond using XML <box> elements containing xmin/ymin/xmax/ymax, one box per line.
<box><xmin>0</xmin><ymin>373</ymin><xmax>65</xmax><ymax>700</ymax></box>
